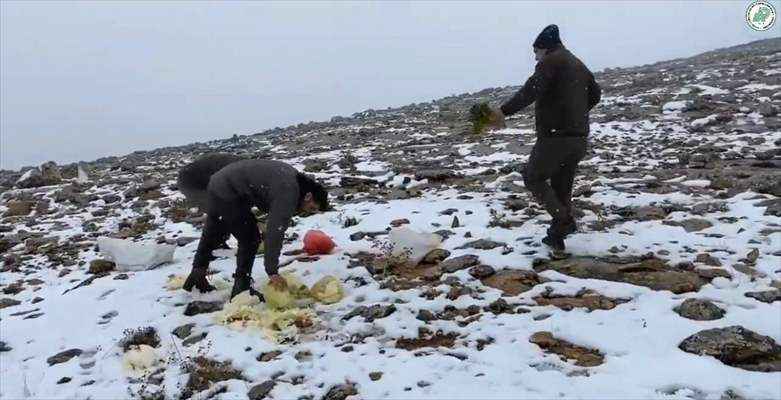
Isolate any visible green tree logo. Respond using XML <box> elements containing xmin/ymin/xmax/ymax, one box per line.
<box><xmin>746</xmin><ymin>1</ymin><xmax>777</xmax><ymax>31</ymax></box>
<box><xmin>753</xmin><ymin>6</ymin><xmax>771</xmax><ymax>23</ymax></box>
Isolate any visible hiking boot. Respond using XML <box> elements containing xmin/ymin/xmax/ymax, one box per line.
<box><xmin>183</xmin><ymin>269</ymin><xmax>216</xmax><ymax>293</ymax></box>
<box><xmin>542</xmin><ymin>235</ymin><xmax>565</xmax><ymax>251</ymax></box>
<box><xmin>230</xmin><ymin>274</ymin><xmax>264</xmax><ymax>301</ymax></box>
<box><xmin>548</xmin><ymin>217</ymin><xmax>577</xmax><ymax>239</ymax></box>
<box><xmin>561</xmin><ymin>217</ymin><xmax>577</xmax><ymax>236</ymax></box>
<box><xmin>542</xmin><ymin>235</ymin><xmax>570</xmax><ymax>260</ymax></box>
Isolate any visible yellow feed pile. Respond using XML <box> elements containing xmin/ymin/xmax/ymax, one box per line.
<box><xmin>214</xmin><ymin>275</ymin><xmax>343</xmax><ymax>343</ymax></box>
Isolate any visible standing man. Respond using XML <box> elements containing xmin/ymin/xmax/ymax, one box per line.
<box><xmin>182</xmin><ymin>159</ymin><xmax>329</xmax><ymax>298</ymax></box>
<box><xmin>493</xmin><ymin>25</ymin><xmax>601</xmax><ymax>257</ymax></box>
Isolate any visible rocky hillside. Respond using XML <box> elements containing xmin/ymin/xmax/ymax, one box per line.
<box><xmin>1</xmin><ymin>38</ymin><xmax>780</xmax><ymax>399</ymax></box>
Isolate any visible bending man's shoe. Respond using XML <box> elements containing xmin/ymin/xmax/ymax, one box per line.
<box><xmin>230</xmin><ymin>273</ymin><xmax>263</xmax><ymax>300</ymax></box>
<box><xmin>542</xmin><ymin>235</ymin><xmax>569</xmax><ymax>260</ymax></box>
<box><xmin>183</xmin><ymin>269</ymin><xmax>216</xmax><ymax>293</ymax></box>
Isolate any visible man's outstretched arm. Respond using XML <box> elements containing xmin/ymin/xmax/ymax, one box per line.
<box><xmin>500</xmin><ymin>61</ymin><xmax>554</xmax><ymax>116</ymax></box>
<box><xmin>263</xmin><ymin>202</ymin><xmax>296</xmax><ymax>276</ymax></box>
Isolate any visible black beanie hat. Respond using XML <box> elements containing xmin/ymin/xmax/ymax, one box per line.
<box><xmin>533</xmin><ymin>24</ymin><xmax>562</xmax><ymax>49</ymax></box>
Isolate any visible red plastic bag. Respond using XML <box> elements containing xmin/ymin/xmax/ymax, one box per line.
<box><xmin>303</xmin><ymin>230</ymin><xmax>336</xmax><ymax>255</ymax></box>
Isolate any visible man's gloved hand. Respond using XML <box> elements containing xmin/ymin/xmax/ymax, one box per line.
<box><xmin>268</xmin><ymin>274</ymin><xmax>288</xmax><ymax>291</ymax></box>
<box><xmin>183</xmin><ymin>269</ymin><xmax>216</xmax><ymax>293</ymax></box>
<box><xmin>487</xmin><ymin>105</ymin><xmax>507</xmax><ymax>129</ymax></box>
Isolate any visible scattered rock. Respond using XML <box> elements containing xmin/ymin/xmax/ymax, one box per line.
<box><xmin>468</xmin><ymin>264</ymin><xmax>496</xmax><ymax>279</ymax></box>
<box><xmin>745</xmin><ymin>290</ymin><xmax>781</xmax><ymax>304</ymax></box>
<box><xmin>529</xmin><ymin>331</ymin><xmax>604</xmax><ymax>367</ymax></box>
<box><xmin>182</xmin><ymin>332</ymin><xmax>208</xmax><ymax>347</ymax></box>
<box><xmin>47</xmin><ymin>349</ymin><xmax>83</xmax><ymax>366</ymax></box>
<box><xmin>695</xmin><ymin>253</ymin><xmax>722</xmax><ymax>267</ymax></box>
<box><xmin>88</xmin><ymin>259</ymin><xmax>116</xmax><ymax>274</ymax></box>
<box><xmin>0</xmin><ymin>298</ymin><xmax>21</xmax><ymax>309</ymax></box>
<box><xmin>369</xmin><ymin>371</ymin><xmax>383</xmax><ymax>381</ymax></box>
<box><xmin>416</xmin><ymin>309</ymin><xmax>436</xmax><ymax>322</ymax></box>
<box><xmin>257</xmin><ymin>350</ymin><xmax>283</xmax><ymax>362</ymax></box>
<box><xmin>340</xmin><ymin>176</ymin><xmax>378</xmax><ymax>188</ymax></box>
<box><xmin>678</xmin><ymin>326</ymin><xmax>781</xmax><ymax>372</ymax></box>
<box><xmin>56</xmin><ymin>377</ymin><xmax>72</xmax><ymax>385</ymax></box>
<box><xmin>414</xmin><ymin>169</ymin><xmax>459</xmax><ymax>182</ymax></box>
<box><xmin>456</xmin><ymin>239</ymin><xmax>506</xmax><ymax>250</ymax></box>
<box><xmin>322</xmin><ymin>383</ymin><xmax>358</xmax><ymax>400</ymax></box>
<box><xmin>674</xmin><ymin>299</ymin><xmax>726</xmax><ymax>320</ymax></box>
<box><xmin>3</xmin><ymin>200</ymin><xmax>35</xmax><ymax>217</ymax></box>
<box><xmin>482</xmin><ymin>269</ymin><xmax>543</xmax><ymax>296</ymax></box>
<box><xmin>0</xmin><ymin>341</ymin><xmax>11</xmax><ymax>352</ymax></box>
<box><xmin>172</xmin><ymin>323</ymin><xmax>195</xmax><ymax>340</ymax></box>
<box><xmin>396</xmin><ymin>330</ymin><xmax>457</xmax><ymax>350</ymax></box>
<box><xmin>390</xmin><ymin>218</ymin><xmax>410</xmax><ymax>227</ymax></box>
<box><xmin>183</xmin><ymin>301</ymin><xmax>224</xmax><ymax>316</ymax></box>
<box><xmin>663</xmin><ymin>218</ymin><xmax>713</xmax><ymax>232</ymax></box>
<box><xmin>440</xmin><ymin>255</ymin><xmax>480</xmax><ymax>273</ymax></box>
<box><xmin>534</xmin><ymin>289</ymin><xmax>629</xmax><ymax>311</ymax></box>
<box><xmin>534</xmin><ymin>256</ymin><xmax>710</xmax><ymax>294</ymax></box>
<box><xmin>248</xmin><ymin>380</ymin><xmax>276</xmax><ymax>400</ymax></box>
<box><xmin>484</xmin><ymin>298</ymin><xmax>516</xmax><ymax>315</ymax></box>
<box><xmin>182</xmin><ymin>356</ymin><xmax>245</xmax><ymax>399</ymax></box>
<box><xmin>343</xmin><ymin>304</ymin><xmax>397</xmax><ymax>322</ymax></box>
<box><xmin>422</xmin><ymin>249</ymin><xmax>450</xmax><ymax>264</ymax></box>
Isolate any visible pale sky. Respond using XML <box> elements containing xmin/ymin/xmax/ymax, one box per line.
<box><xmin>1</xmin><ymin>1</ymin><xmax>777</xmax><ymax>169</ymax></box>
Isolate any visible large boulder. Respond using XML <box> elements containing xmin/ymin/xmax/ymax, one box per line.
<box><xmin>534</xmin><ymin>256</ymin><xmax>711</xmax><ymax>294</ymax></box>
<box><xmin>678</xmin><ymin>326</ymin><xmax>781</xmax><ymax>372</ymax></box>
<box><xmin>16</xmin><ymin>162</ymin><xmax>62</xmax><ymax>189</ymax></box>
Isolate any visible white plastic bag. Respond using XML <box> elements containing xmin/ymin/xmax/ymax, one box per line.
<box><xmin>389</xmin><ymin>227</ymin><xmax>442</xmax><ymax>266</ymax></box>
<box><xmin>97</xmin><ymin>237</ymin><xmax>175</xmax><ymax>271</ymax></box>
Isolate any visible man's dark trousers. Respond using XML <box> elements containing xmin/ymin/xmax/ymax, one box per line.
<box><xmin>523</xmin><ymin>136</ymin><xmax>587</xmax><ymax>240</ymax></box>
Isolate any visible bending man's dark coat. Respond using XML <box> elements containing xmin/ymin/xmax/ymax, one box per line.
<box><xmin>193</xmin><ymin>159</ymin><xmax>302</xmax><ymax>277</ymax></box>
<box><xmin>177</xmin><ymin>153</ymin><xmax>244</xmax><ymax>209</ymax></box>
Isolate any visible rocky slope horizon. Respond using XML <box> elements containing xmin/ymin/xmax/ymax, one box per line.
<box><xmin>1</xmin><ymin>38</ymin><xmax>780</xmax><ymax>400</ymax></box>
<box><xmin>2</xmin><ymin>38</ymin><xmax>779</xmax><ymax>181</ymax></box>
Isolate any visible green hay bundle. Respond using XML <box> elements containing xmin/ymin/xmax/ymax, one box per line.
<box><xmin>469</xmin><ymin>102</ymin><xmax>493</xmax><ymax>134</ymax></box>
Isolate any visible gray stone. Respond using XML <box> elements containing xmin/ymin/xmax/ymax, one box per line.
<box><xmin>322</xmin><ymin>384</ymin><xmax>357</xmax><ymax>400</ymax></box>
<box><xmin>674</xmin><ymin>299</ymin><xmax>725</xmax><ymax>320</ymax></box>
<box><xmin>468</xmin><ymin>264</ymin><xmax>496</xmax><ymax>279</ymax></box>
<box><xmin>456</xmin><ymin>239</ymin><xmax>506</xmax><ymax>250</ymax></box>
<box><xmin>679</xmin><ymin>326</ymin><xmax>781</xmax><ymax>372</ymax></box>
<box><xmin>440</xmin><ymin>255</ymin><xmax>480</xmax><ymax>273</ymax></box>
<box><xmin>0</xmin><ymin>298</ymin><xmax>21</xmax><ymax>309</ymax></box>
<box><xmin>47</xmin><ymin>349</ymin><xmax>83</xmax><ymax>366</ymax></box>
<box><xmin>422</xmin><ymin>249</ymin><xmax>450</xmax><ymax>264</ymax></box>
<box><xmin>248</xmin><ymin>380</ymin><xmax>275</xmax><ymax>400</ymax></box>
<box><xmin>172</xmin><ymin>323</ymin><xmax>195</xmax><ymax>339</ymax></box>
<box><xmin>745</xmin><ymin>289</ymin><xmax>781</xmax><ymax>304</ymax></box>
<box><xmin>343</xmin><ymin>304</ymin><xmax>396</xmax><ymax>322</ymax></box>
<box><xmin>183</xmin><ymin>301</ymin><xmax>223</xmax><ymax>316</ymax></box>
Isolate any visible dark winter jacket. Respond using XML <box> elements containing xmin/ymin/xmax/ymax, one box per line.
<box><xmin>207</xmin><ymin>160</ymin><xmax>301</xmax><ymax>276</ymax></box>
<box><xmin>177</xmin><ymin>153</ymin><xmax>243</xmax><ymax>208</ymax></box>
<box><xmin>501</xmin><ymin>45</ymin><xmax>601</xmax><ymax>137</ymax></box>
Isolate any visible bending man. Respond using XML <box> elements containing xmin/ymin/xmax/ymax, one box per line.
<box><xmin>182</xmin><ymin>159</ymin><xmax>329</xmax><ymax>298</ymax></box>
